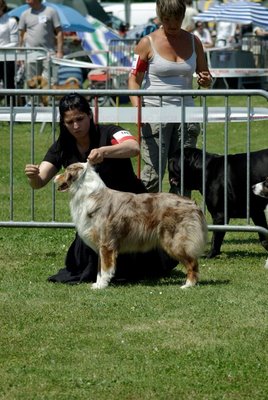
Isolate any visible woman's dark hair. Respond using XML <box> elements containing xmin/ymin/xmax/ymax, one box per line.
<box><xmin>59</xmin><ymin>92</ymin><xmax>92</xmax><ymax>125</ymax></box>
<box><xmin>58</xmin><ymin>93</ymin><xmax>98</xmax><ymax>154</ymax></box>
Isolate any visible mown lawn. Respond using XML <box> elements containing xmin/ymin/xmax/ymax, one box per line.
<box><xmin>1</xmin><ymin>227</ymin><xmax>268</xmax><ymax>400</ymax></box>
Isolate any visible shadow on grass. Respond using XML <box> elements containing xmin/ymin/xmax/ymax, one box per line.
<box><xmin>198</xmin><ymin>279</ymin><xmax>230</xmax><ymax>287</ymax></box>
<box><xmin>204</xmin><ymin>235</ymin><xmax>267</xmax><ymax>259</ymax></box>
<box><xmin>205</xmin><ymin>249</ymin><xmax>267</xmax><ymax>259</ymax></box>
<box><xmin>113</xmin><ymin>269</ymin><xmax>230</xmax><ymax>288</ymax></box>
<box><xmin>224</xmin><ymin>237</ymin><xmax>260</xmax><ymax>245</ymax></box>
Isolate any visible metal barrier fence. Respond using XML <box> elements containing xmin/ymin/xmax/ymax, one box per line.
<box><xmin>0</xmin><ymin>42</ymin><xmax>136</xmax><ymax>107</ymax></box>
<box><xmin>62</xmin><ymin>40</ymin><xmax>136</xmax><ymax>105</ymax></box>
<box><xmin>1</xmin><ymin>87</ymin><xmax>268</xmax><ymax>243</ymax></box>
<box><xmin>107</xmin><ymin>39</ymin><xmax>136</xmax><ymax>91</ymax></box>
<box><xmin>0</xmin><ymin>47</ymin><xmax>51</xmax><ymax>106</ymax></box>
<box><xmin>241</xmin><ymin>35</ymin><xmax>268</xmax><ymax>68</ymax></box>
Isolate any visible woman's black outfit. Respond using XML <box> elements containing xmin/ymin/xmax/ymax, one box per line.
<box><xmin>44</xmin><ymin>123</ymin><xmax>177</xmax><ymax>284</ymax></box>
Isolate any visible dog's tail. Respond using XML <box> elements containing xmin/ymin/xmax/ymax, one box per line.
<box><xmin>184</xmin><ymin>209</ymin><xmax>208</xmax><ymax>259</ymax></box>
<box><xmin>161</xmin><ymin>204</ymin><xmax>208</xmax><ymax>263</ymax></box>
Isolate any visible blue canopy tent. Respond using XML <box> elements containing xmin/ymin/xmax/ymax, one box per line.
<box><xmin>194</xmin><ymin>1</ymin><xmax>268</xmax><ymax>29</ymax></box>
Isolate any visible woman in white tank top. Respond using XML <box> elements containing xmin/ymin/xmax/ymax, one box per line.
<box><xmin>128</xmin><ymin>0</ymin><xmax>212</xmax><ymax>194</ymax></box>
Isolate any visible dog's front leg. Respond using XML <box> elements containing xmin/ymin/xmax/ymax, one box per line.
<box><xmin>91</xmin><ymin>246</ymin><xmax>117</xmax><ymax>289</ymax></box>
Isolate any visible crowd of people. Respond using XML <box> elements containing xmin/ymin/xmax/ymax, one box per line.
<box><xmin>128</xmin><ymin>0</ymin><xmax>268</xmax><ymax>51</ymax></box>
<box><xmin>0</xmin><ymin>0</ymin><xmax>66</xmax><ymax>92</ymax></box>
<box><xmin>1</xmin><ymin>0</ymin><xmax>267</xmax><ymax>91</ymax></box>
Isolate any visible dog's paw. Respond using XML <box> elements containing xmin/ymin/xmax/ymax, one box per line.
<box><xmin>91</xmin><ymin>281</ymin><xmax>108</xmax><ymax>290</ymax></box>
<box><xmin>264</xmin><ymin>258</ymin><xmax>268</xmax><ymax>269</ymax></box>
<box><xmin>180</xmin><ymin>279</ymin><xmax>197</xmax><ymax>289</ymax></box>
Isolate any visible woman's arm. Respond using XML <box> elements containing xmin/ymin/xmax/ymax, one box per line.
<box><xmin>88</xmin><ymin>139</ymin><xmax>140</xmax><ymax>165</ymax></box>
<box><xmin>25</xmin><ymin>161</ymin><xmax>58</xmax><ymax>189</ymax></box>
<box><xmin>55</xmin><ymin>27</ymin><xmax>64</xmax><ymax>58</ymax></box>
<box><xmin>18</xmin><ymin>29</ymin><xmax>25</xmax><ymax>47</ymax></box>
<box><xmin>194</xmin><ymin>35</ymin><xmax>212</xmax><ymax>88</ymax></box>
<box><xmin>128</xmin><ymin>37</ymin><xmax>151</xmax><ymax>107</ymax></box>
<box><xmin>8</xmin><ymin>17</ymin><xmax>19</xmax><ymax>47</ymax></box>
<box><xmin>128</xmin><ymin>71</ymin><xmax>145</xmax><ymax>107</ymax></box>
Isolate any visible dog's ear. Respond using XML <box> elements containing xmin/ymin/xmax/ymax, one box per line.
<box><xmin>67</xmin><ymin>163</ymin><xmax>85</xmax><ymax>181</ymax></box>
<box><xmin>54</xmin><ymin>164</ymin><xmax>85</xmax><ymax>192</ymax></box>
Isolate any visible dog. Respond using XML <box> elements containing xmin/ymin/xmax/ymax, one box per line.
<box><xmin>252</xmin><ymin>177</ymin><xmax>268</xmax><ymax>269</ymax></box>
<box><xmin>54</xmin><ymin>161</ymin><xmax>208</xmax><ymax>289</ymax></box>
<box><xmin>169</xmin><ymin>147</ymin><xmax>268</xmax><ymax>258</ymax></box>
<box><xmin>27</xmin><ymin>75</ymin><xmax>80</xmax><ymax>106</ymax></box>
<box><xmin>252</xmin><ymin>177</ymin><xmax>268</xmax><ymax>199</ymax></box>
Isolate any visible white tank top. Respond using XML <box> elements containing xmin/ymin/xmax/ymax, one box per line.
<box><xmin>143</xmin><ymin>34</ymin><xmax>196</xmax><ymax>107</ymax></box>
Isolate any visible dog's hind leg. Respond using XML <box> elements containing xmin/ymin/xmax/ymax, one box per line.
<box><xmin>180</xmin><ymin>257</ymin><xmax>199</xmax><ymax>289</ymax></box>
<box><xmin>207</xmin><ymin>230</ymin><xmax>225</xmax><ymax>258</ymax></box>
<box><xmin>91</xmin><ymin>246</ymin><xmax>117</xmax><ymax>289</ymax></box>
<box><xmin>207</xmin><ymin>214</ymin><xmax>228</xmax><ymax>258</ymax></box>
<box><xmin>162</xmin><ymin>243</ymin><xmax>199</xmax><ymax>288</ymax></box>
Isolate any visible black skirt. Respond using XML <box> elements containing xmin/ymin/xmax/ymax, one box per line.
<box><xmin>48</xmin><ymin>233</ymin><xmax>178</xmax><ymax>284</ymax></box>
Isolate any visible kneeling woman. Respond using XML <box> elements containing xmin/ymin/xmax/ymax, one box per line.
<box><xmin>25</xmin><ymin>93</ymin><xmax>177</xmax><ymax>284</ymax></box>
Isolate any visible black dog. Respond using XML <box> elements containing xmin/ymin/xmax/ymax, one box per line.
<box><xmin>169</xmin><ymin>147</ymin><xmax>268</xmax><ymax>258</ymax></box>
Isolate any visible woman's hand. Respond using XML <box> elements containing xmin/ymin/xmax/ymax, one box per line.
<box><xmin>25</xmin><ymin>164</ymin><xmax>40</xmax><ymax>179</ymax></box>
<box><xmin>197</xmin><ymin>71</ymin><xmax>212</xmax><ymax>88</ymax></box>
<box><xmin>88</xmin><ymin>140</ymin><xmax>140</xmax><ymax>163</ymax></box>
<box><xmin>24</xmin><ymin>161</ymin><xmax>57</xmax><ymax>189</ymax></box>
<box><xmin>88</xmin><ymin>148</ymin><xmax>104</xmax><ymax>164</ymax></box>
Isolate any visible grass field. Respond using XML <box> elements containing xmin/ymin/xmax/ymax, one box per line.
<box><xmin>1</xmin><ymin>93</ymin><xmax>268</xmax><ymax>399</ymax></box>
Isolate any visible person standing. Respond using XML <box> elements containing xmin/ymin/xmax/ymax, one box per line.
<box><xmin>139</xmin><ymin>16</ymin><xmax>161</xmax><ymax>40</ymax></box>
<box><xmin>253</xmin><ymin>26</ymin><xmax>268</xmax><ymax>37</ymax></box>
<box><xmin>215</xmin><ymin>21</ymin><xmax>237</xmax><ymax>48</ymax></box>
<box><xmin>181</xmin><ymin>0</ymin><xmax>199</xmax><ymax>33</ymax></box>
<box><xmin>25</xmin><ymin>93</ymin><xmax>177</xmax><ymax>284</ymax></box>
<box><xmin>193</xmin><ymin>21</ymin><xmax>213</xmax><ymax>49</ymax></box>
<box><xmin>0</xmin><ymin>0</ymin><xmax>18</xmax><ymax>90</ymax></box>
<box><xmin>128</xmin><ymin>0</ymin><xmax>211</xmax><ymax>194</ymax></box>
<box><xmin>18</xmin><ymin>0</ymin><xmax>64</xmax><ymax>82</ymax></box>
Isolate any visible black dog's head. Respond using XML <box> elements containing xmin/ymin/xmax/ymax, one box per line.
<box><xmin>169</xmin><ymin>148</ymin><xmax>207</xmax><ymax>191</ymax></box>
<box><xmin>252</xmin><ymin>177</ymin><xmax>268</xmax><ymax>199</ymax></box>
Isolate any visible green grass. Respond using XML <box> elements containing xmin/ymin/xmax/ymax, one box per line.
<box><xmin>1</xmin><ymin>93</ymin><xmax>268</xmax><ymax>399</ymax></box>
<box><xmin>1</xmin><ymin>228</ymin><xmax>268</xmax><ymax>400</ymax></box>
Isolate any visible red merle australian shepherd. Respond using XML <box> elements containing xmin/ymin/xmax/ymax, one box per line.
<box><xmin>54</xmin><ymin>161</ymin><xmax>208</xmax><ymax>289</ymax></box>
